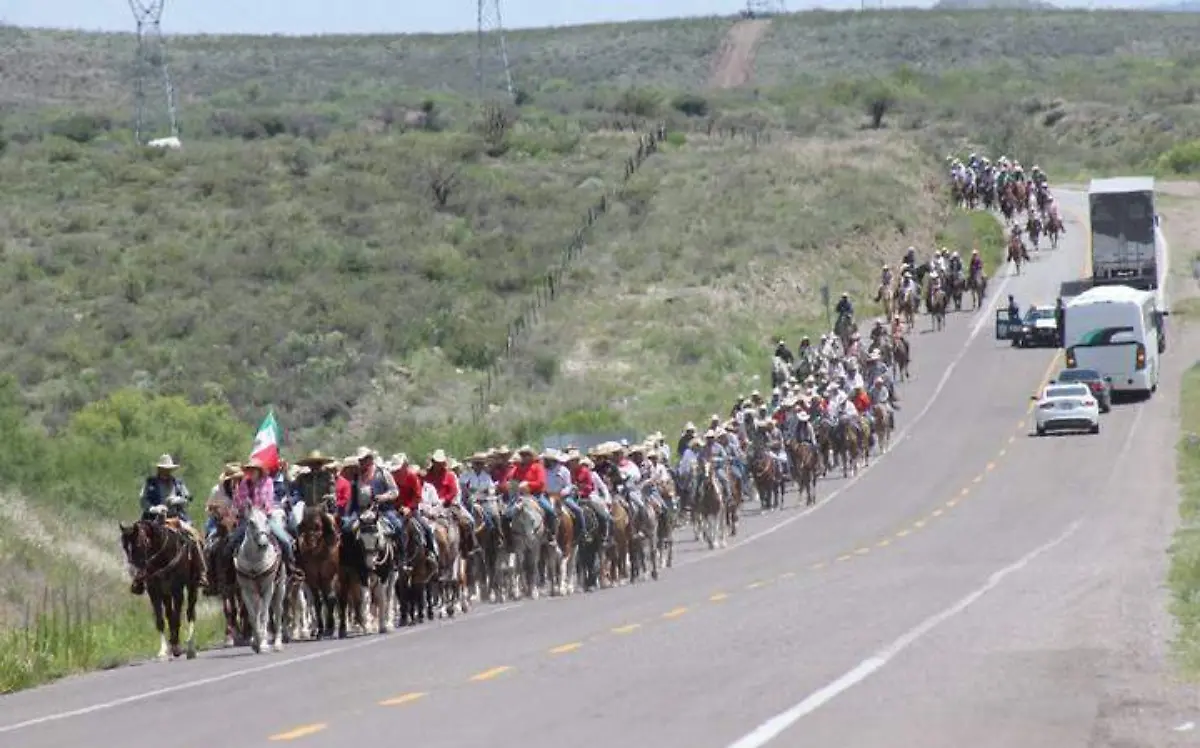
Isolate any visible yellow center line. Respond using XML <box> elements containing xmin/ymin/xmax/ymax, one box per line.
<box><xmin>895</xmin><ymin>529</ymin><xmax>910</xmax><ymax>538</ymax></box>
<box><xmin>876</xmin><ymin>538</ymin><xmax>891</xmax><ymax>548</ymax></box>
<box><xmin>710</xmin><ymin>592</ymin><xmax>729</xmax><ymax>601</ymax></box>
<box><xmin>380</xmin><ymin>692</ymin><xmax>427</xmax><ymax>707</ymax></box>
<box><xmin>986</xmin><ymin>461</ymin><xmax>996</xmax><ymax>472</ymax></box>
<box><xmin>779</xmin><ymin>571</ymin><xmax>796</xmax><ymax>579</ymax></box>
<box><xmin>913</xmin><ymin>520</ymin><xmax>926</xmax><ymax>529</ymax></box>
<box><xmin>945</xmin><ymin>499</ymin><xmax>957</xmax><ymax>508</ymax></box>
<box><xmin>972</xmin><ymin>475</ymin><xmax>983</xmax><ymax>484</ymax></box>
<box><xmin>269</xmin><ymin>724</ymin><xmax>327</xmax><ymax>741</ymax></box>
<box><xmin>549</xmin><ymin>642</ymin><xmax>582</xmax><ymax>654</ymax></box>
<box><xmin>662</xmin><ymin>607</ymin><xmax>688</xmax><ymax>619</ymax></box>
<box><xmin>747</xmin><ymin>580</ymin><xmax>767</xmax><ymax>589</ymax></box>
<box><xmin>469</xmin><ymin>666</ymin><xmax>512</xmax><ymax>682</ymax></box>
<box><xmin>611</xmin><ymin>624</ymin><xmax>641</xmax><ymax>634</ymax></box>
<box><xmin>960</xmin><ymin>487</ymin><xmax>970</xmax><ymax>497</ymax></box>
<box><xmin>811</xmin><ymin>561</ymin><xmax>827</xmax><ymax>570</ymax></box>
<box><xmin>931</xmin><ymin>508</ymin><xmax>943</xmax><ymax>518</ymax></box>
<box><xmin>854</xmin><ymin>547</ymin><xmax>871</xmax><ymax>555</ymax></box>
<box><xmin>1017</xmin><ymin>418</ymin><xmax>1025</xmax><ymax>428</ymax></box>
<box><xmin>998</xmin><ymin>448</ymin><xmax>1007</xmax><ymax>457</ymax></box>
<box><xmin>1008</xmin><ymin>434</ymin><xmax>1016</xmax><ymax>444</ymax></box>
<box><xmin>836</xmin><ymin>554</ymin><xmax>853</xmax><ymax>562</ymax></box>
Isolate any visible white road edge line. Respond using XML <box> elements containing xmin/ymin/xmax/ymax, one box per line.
<box><xmin>0</xmin><ymin>206</ymin><xmax>1040</xmax><ymax>731</ymax></box>
<box><xmin>724</xmin><ymin>519</ymin><xmax>1083</xmax><ymax>748</ymax></box>
<box><xmin>0</xmin><ymin>603</ymin><xmax>519</xmax><ymax>734</ymax></box>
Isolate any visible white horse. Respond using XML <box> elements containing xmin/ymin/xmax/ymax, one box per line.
<box><xmin>507</xmin><ymin>496</ymin><xmax>544</xmax><ymax>601</ymax></box>
<box><xmin>234</xmin><ymin>508</ymin><xmax>287</xmax><ymax>654</ymax></box>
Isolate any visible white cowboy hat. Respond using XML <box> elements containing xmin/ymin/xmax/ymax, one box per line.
<box><xmin>704</xmin><ymin>429</ymin><xmax>717</xmax><ymax>439</ymax></box>
<box><xmin>355</xmin><ymin>446</ymin><xmax>376</xmax><ymax>462</ymax></box>
<box><xmin>469</xmin><ymin>451</ymin><xmax>490</xmax><ymax>462</ymax></box>
<box><xmin>540</xmin><ymin>448</ymin><xmax>561</xmax><ymax>462</ymax></box>
<box><xmin>517</xmin><ymin>444</ymin><xmax>536</xmax><ymax>455</ymax></box>
<box><xmin>155</xmin><ymin>454</ymin><xmax>180</xmax><ymax>471</ymax></box>
<box><xmin>683</xmin><ymin>422</ymin><xmax>696</xmax><ymax>432</ymax></box>
<box><xmin>430</xmin><ymin>449</ymin><xmax>448</xmax><ymax>464</ymax></box>
<box><xmin>386</xmin><ymin>452</ymin><xmax>409</xmax><ymax>471</ymax></box>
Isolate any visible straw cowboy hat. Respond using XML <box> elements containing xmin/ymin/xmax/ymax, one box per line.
<box><xmin>242</xmin><ymin>457</ymin><xmax>268</xmax><ymax>474</ymax></box>
<box><xmin>517</xmin><ymin>444</ymin><xmax>536</xmax><ymax>456</ymax></box>
<box><xmin>469</xmin><ymin>451</ymin><xmax>490</xmax><ymax>463</ymax></box>
<box><xmin>564</xmin><ymin>449</ymin><xmax>583</xmax><ymax>462</ymax></box>
<box><xmin>355</xmin><ymin>446</ymin><xmax>377</xmax><ymax>462</ymax></box>
<box><xmin>296</xmin><ymin>450</ymin><xmax>335</xmax><ymax>468</ymax></box>
<box><xmin>341</xmin><ymin>457</ymin><xmax>361</xmax><ymax>471</ymax></box>
<box><xmin>540</xmin><ymin>448</ymin><xmax>562</xmax><ymax>462</ymax></box>
<box><xmin>219</xmin><ymin>464</ymin><xmax>243</xmax><ymax>482</ymax></box>
<box><xmin>689</xmin><ymin>437</ymin><xmax>703</xmax><ymax>449</ymax></box>
<box><xmin>385</xmin><ymin>453</ymin><xmax>409</xmax><ymax>471</ymax></box>
<box><xmin>430</xmin><ymin>449</ymin><xmax>448</xmax><ymax>464</ymax></box>
<box><xmin>155</xmin><ymin>454</ymin><xmax>180</xmax><ymax>471</ymax></box>
<box><xmin>797</xmin><ymin>411</ymin><xmax>811</xmax><ymax>421</ymax></box>
<box><xmin>682</xmin><ymin>422</ymin><xmax>697</xmax><ymax>434</ymax></box>
<box><xmin>494</xmin><ymin>444</ymin><xmax>513</xmax><ymax>456</ymax></box>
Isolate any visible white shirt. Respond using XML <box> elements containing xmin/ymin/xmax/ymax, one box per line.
<box><xmin>545</xmin><ymin>464</ymin><xmax>573</xmax><ymax>496</ymax></box>
<box><xmin>618</xmin><ymin>460</ymin><xmax>641</xmax><ymax>485</ymax></box>
<box><xmin>419</xmin><ymin>483</ymin><xmax>442</xmax><ymax>513</ymax></box>
<box><xmin>460</xmin><ymin>468</ymin><xmax>494</xmax><ymax>497</ymax></box>
<box><xmin>589</xmin><ymin>471</ymin><xmax>611</xmax><ymax>504</ymax></box>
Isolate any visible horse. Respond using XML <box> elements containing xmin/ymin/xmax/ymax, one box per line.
<box><xmin>468</xmin><ymin>494</ymin><xmax>508</xmax><ymax>603</ymax></box>
<box><xmin>352</xmin><ymin>509</ymin><xmax>398</xmax><ymax>634</ymax></box>
<box><xmin>626</xmin><ymin>490</ymin><xmax>659</xmax><ymax>583</ymax></box>
<box><xmin>787</xmin><ymin>439</ymin><xmax>821</xmax><ymax>506</ymax></box>
<box><xmin>432</xmin><ymin>512</ymin><xmax>469</xmax><ymax>616</ymax></box>
<box><xmin>751</xmin><ymin>445</ymin><xmax>785</xmax><ymax>511</ymax></box>
<box><xmin>120</xmin><ymin>517</ymin><xmax>203</xmax><ymax>661</ymax></box>
<box><xmin>1025</xmin><ymin>215</ymin><xmax>1043</xmax><ymax>251</ymax></box>
<box><xmin>295</xmin><ymin>506</ymin><xmax>340</xmax><ymax>640</ymax></box>
<box><xmin>696</xmin><ymin>461</ymin><xmax>727</xmax><ymax>550</ymax></box>
<box><xmin>871</xmin><ymin>402</ymin><xmax>894</xmax><ymax>453</ymax></box>
<box><xmin>897</xmin><ymin>287</ymin><xmax>920</xmax><ymax>328</ymax></box>
<box><xmin>929</xmin><ymin>286</ymin><xmax>948</xmax><ymax>332</ymax></box>
<box><xmin>947</xmin><ymin>269</ymin><xmax>965</xmax><ymax>312</ymax></box>
<box><xmin>545</xmin><ymin>494</ymin><xmax>576</xmax><ymax>597</ymax></box>
<box><xmin>834</xmin><ymin>312</ymin><xmax>856</xmax><ymax>351</ymax></box>
<box><xmin>832</xmin><ymin>417</ymin><xmax>864</xmax><ymax>478</ymax></box>
<box><xmin>505</xmin><ymin>496</ymin><xmax>544</xmax><ymax>600</ymax></box>
<box><xmin>876</xmin><ymin>282</ymin><xmax>894</xmax><ymax>320</ymax></box>
<box><xmin>204</xmin><ymin>501</ymin><xmax>250</xmax><ymax>647</ymax></box>
<box><xmin>891</xmin><ymin>335</ymin><xmax>911</xmax><ymax>381</ymax></box>
<box><xmin>1007</xmin><ymin>233</ymin><xmax>1027</xmax><ymax>275</ymax></box>
<box><xmin>1046</xmin><ymin>214</ymin><xmax>1063</xmax><ymax>249</ymax></box>
<box><xmin>395</xmin><ymin>514</ymin><xmax>436</xmax><ymax>626</ymax></box>
<box><xmin>967</xmin><ymin>267</ymin><xmax>988</xmax><ymax>310</ymax></box>
<box><xmin>574</xmin><ymin>500</ymin><xmax>604</xmax><ymax>592</ymax></box>
<box><xmin>233</xmin><ymin>508</ymin><xmax>287</xmax><ymax>654</ymax></box>
<box><xmin>605</xmin><ymin>496</ymin><xmax>632</xmax><ymax>587</ymax></box>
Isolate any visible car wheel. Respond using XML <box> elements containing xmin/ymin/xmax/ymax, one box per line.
<box><xmin>1090</xmin><ymin>423</ymin><xmax>1100</xmax><ymax>434</ymax></box>
<box><xmin>1036</xmin><ymin>425</ymin><xmax>1046</xmax><ymax>436</ymax></box>
<box><xmin>1101</xmin><ymin>403</ymin><xmax>1111</xmax><ymax>414</ymax></box>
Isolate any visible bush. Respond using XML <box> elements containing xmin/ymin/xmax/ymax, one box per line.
<box><xmin>672</xmin><ymin>93</ymin><xmax>710</xmax><ymax>117</ymax></box>
<box><xmin>1157</xmin><ymin>140</ymin><xmax>1200</xmax><ymax>175</ymax></box>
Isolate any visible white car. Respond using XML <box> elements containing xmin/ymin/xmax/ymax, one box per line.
<box><xmin>1033</xmin><ymin>382</ymin><xmax>1100</xmax><ymax>436</ymax></box>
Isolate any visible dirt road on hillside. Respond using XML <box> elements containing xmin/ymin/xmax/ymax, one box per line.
<box><xmin>709</xmin><ymin>19</ymin><xmax>770</xmax><ymax>89</ymax></box>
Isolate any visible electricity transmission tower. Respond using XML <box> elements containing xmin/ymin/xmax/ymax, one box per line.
<box><xmin>476</xmin><ymin>0</ymin><xmax>515</xmax><ymax>102</ymax></box>
<box><xmin>128</xmin><ymin>0</ymin><xmax>180</xmax><ymax>144</ymax></box>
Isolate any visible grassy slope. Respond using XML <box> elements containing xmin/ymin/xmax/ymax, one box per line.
<box><xmin>0</xmin><ymin>10</ymin><xmax>1191</xmax><ymax>688</ymax></box>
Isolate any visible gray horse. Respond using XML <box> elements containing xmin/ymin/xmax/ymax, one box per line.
<box><xmin>506</xmin><ymin>496</ymin><xmax>544</xmax><ymax>601</ymax></box>
<box><xmin>234</xmin><ymin>508</ymin><xmax>287</xmax><ymax>654</ymax></box>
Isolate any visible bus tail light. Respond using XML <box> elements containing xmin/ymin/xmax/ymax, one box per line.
<box><xmin>1065</xmin><ymin>347</ymin><xmax>1076</xmax><ymax>368</ymax></box>
<box><xmin>1135</xmin><ymin>343</ymin><xmax>1146</xmax><ymax>370</ymax></box>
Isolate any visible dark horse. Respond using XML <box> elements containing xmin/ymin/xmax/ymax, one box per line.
<box><xmin>396</xmin><ymin>515</ymin><xmax>436</xmax><ymax>626</ymax></box>
<box><xmin>296</xmin><ymin>506</ymin><xmax>341</xmax><ymax>640</ymax></box>
<box><xmin>120</xmin><ymin>518</ymin><xmax>204</xmax><ymax>660</ymax></box>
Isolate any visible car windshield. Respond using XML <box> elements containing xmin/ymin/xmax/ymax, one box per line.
<box><xmin>1025</xmin><ymin>308</ymin><xmax>1055</xmax><ymax>322</ymax></box>
<box><xmin>1045</xmin><ymin>384</ymin><xmax>1090</xmax><ymax>399</ymax></box>
<box><xmin>1057</xmin><ymin>369</ymin><xmax>1099</xmax><ymax>382</ymax></box>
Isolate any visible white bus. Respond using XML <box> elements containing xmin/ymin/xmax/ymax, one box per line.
<box><xmin>1063</xmin><ymin>284</ymin><xmax>1166</xmax><ymax>397</ymax></box>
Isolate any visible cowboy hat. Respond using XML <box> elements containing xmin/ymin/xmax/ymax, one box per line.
<box><xmin>469</xmin><ymin>451</ymin><xmax>490</xmax><ymax>462</ymax></box>
<box><xmin>628</xmin><ymin>443</ymin><xmax>645</xmax><ymax>455</ymax></box>
<box><xmin>155</xmin><ymin>454</ymin><xmax>180</xmax><ymax>471</ymax></box>
<box><xmin>296</xmin><ymin>449</ymin><xmax>335</xmax><ymax>468</ymax></box>
<box><xmin>341</xmin><ymin>456</ymin><xmax>361</xmax><ymax>470</ymax></box>
<box><xmin>430</xmin><ymin>449</ymin><xmax>448</xmax><ymax>464</ymax></box>
<box><xmin>682</xmin><ymin>422</ymin><xmax>696</xmax><ymax>433</ymax></box>
<box><xmin>219</xmin><ymin>464</ymin><xmax>243</xmax><ymax>482</ymax></box>
<box><xmin>517</xmin><ymin>444</ymin><xmax>536</xmax><ymax>455</ymax></box>
<box><xmin>494</xmin><ymin>444</ymin><xmax>513</xmax><ymax>455</ymax></box>
<box><xmin>540</xmin><ymin>448</ymin><xmax>562</xmax><ymax>462</ymax></box>
<box><xmin>704</xmin><ymin>429</ymin><xmax>717</xmax><ymax>439</ymax></box>
<box><xmin>355</xmin><ymin>446</ymin><xmax>376</xmax><ymax>462</ymax></box>
<box><xmin>564</xmin><ymin>449</ymin><xmax>583</xmax><ymax>462</ymax></box>
<box><xmin>797</xmin><ymin>411</ymin><xmax>811</xmax><ymax>421</ymax></box>
<box><xmin>242</xmin><ymin>457</ymin><xmax>268</xmax><ymax>474</ymax></box>
<box><xmin>689</xmin><ymin>437</ymin><xmax>703</xmax><ymax>448</ymax></box>
<box><xmin>386</xmin><ymin>453</ymin><xmax>409</xmax><ymax>471</ymax></box>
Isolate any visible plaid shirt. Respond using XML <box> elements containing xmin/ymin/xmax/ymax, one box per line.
<box><xmin>234</xmin><ymin>476</ymin><xmax>275</xmax><ymax>518</ymax></box>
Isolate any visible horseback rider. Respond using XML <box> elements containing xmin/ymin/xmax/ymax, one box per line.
<box><xmin>676</xmin><ymin>422</ymin><xmax>698</xmax><ymax>462</ymax></box>
<box><xmin>870</xmin><ymin>376</ymin><xmax>892</xmax><ymax>421</ymax></box>
<box><xmin>878</xmin><ymin>263</ymin><xmax>893</xmax><ymax>301</ymax></box>
<box><xmin>204</xmin><ymin>463</ymin><xmax>241</xmax><ymax>542</ymax></box>
<box><xmin>699</xmin><ymin>430</ymin><xmax>731</xmax><ymax>497</ymax></box>
<box><xmin>140</xmin><ymin>454</ymin><xmax>193</xmax><ymax>524</ymax></box>
<box><xmin>835</xmin><ymin>292</ymin><xmax>854</xmax><ymax>325</ymax></box>
<box><xmin>509</xmin><ymin>445</ymin><xmax>556</xmax><ymax>547</ymax></box>
<box><xmin>460</xmin><ymin>451</ymin><xmax>496</xmax><ymax>529</ymax></box>
<box><xmin>566</xmin><ymin>450</ymin><xmax>612</xmax><ymax>542</ymax></box>
<box><xmin>543</xmin><ymin>448</ymin><xmax>585</xmax><ymax>541</ymax></box>
<box><xmin>288</xmin><ymin>450</ymin><xmax>338</xmax><ymax>535</ymax></box>
<box><xmin>387</xmin><ymin>452</ymin><xmax>439</xmax><ymax>566</ymax></box>
<box><xmin>773</xmin><ymin>338</ymin><xmax>794</xmax><ymax>365</ymax></box>
<box><xmin>969</xmin><ymin>249</ymin><xmax>983</xmax><ymax>278</ymax></box>
<box><xmin>948</xmin><ymin>250</ymin><xmax>963</xmax><ymax>276</ymax></box>
<box><xmin>1031</xmin><ymin>164</ymin><xmax>1047</xmax><ymax>185</ymax></box>
<box><xmin>231</xmin><ymin>458</ymin><xmax>296</xmax><ymax>569</ymax></box>
<box><xmin>425</xmin><ymin>449</ymin><xmax>474</xmax><ymax>533</ymax></box>
<box><xmin>717</xmin><ymin>428</ymin><xmax>751</xmax><ymax>499</ymax></box>
<box><xmin>902</xmin><ymin>245</ymin><xmax>916</xmax><ymax>269</ymax></box>
<box><xmin>792</xmin><ymin>407</ymin><xmax>815</xmax><ymax>444</ymax></box>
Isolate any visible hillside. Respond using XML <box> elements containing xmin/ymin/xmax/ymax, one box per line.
<box><xmin>1</xmin><ymin>9</ymin><xmax>1199</xmax><ymax>688</ymax></box>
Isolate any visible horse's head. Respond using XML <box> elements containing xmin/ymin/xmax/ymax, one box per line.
<box><xmin>246</xmin><ymin>508</ymin><xmax>271</xmax><ymax>548</ymax></box>
<box><xmin>119</xmin><ymin>521</ymin><xmax>149</xmax><ymax>568</ymax></box>
<box><xmin>355</xmin><ymin>512</ymin><xmax>388</xmax><ymax>562</ymax></box>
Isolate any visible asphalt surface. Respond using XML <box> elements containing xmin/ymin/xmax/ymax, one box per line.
<box><xmin>2</xmin><ymin>190</ymin><xmax>1195</xmax><ymax>747</ymax></box>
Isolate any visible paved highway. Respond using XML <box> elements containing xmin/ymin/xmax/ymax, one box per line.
<box><xmin>2</xmin><ymin>190</ymin><xmax>1194</xmax><ymax>747</ymax></box>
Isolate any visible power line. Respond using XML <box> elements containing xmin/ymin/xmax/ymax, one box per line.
<box><xmin>128</xmin><ymin>0</ymin><xmax>180</xmax><ymax>144</ymax></box>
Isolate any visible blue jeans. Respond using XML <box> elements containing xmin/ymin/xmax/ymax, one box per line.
<box><xmin>380</xmin><ymin>507</ymin><xmax>404</xmax><ymax>537</ymax></box>
<box><xmin>586</xmin><ymin>499</ymin><xmax>612</xmax><ymax>538</ymax></box>
<box><xmin>204</xmin><ymin>516</ymin><xmax>218</xmax><ymax>538</ymax></box>
<box><xmin>534</xmin><ymin>496</ymin><xmax>556</xmax><ymax>527</ymax></box>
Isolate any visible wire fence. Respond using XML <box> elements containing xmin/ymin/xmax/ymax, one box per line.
<box><xmin>468</xmin><ymin>120</ymin><xmax>669</xmax><ymax>425</ymax></box>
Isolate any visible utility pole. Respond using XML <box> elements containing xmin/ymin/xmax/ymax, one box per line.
<box><xmin>476</xmin><ymin>0</ymin><xmax>515</xmax><ymax>102</ymax></box>
<box><xmin>128</xmin><ymin>0</ymin><xmax>180</xmax><ymax>144</ymax></box>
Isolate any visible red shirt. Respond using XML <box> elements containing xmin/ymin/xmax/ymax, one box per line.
<box><xmin>511</xmin><ymin>460</ymin><xmax>546</xmax><ymax>494</ymax></box>
<box><xmin>393</xmin><ymin>467</ymin><xmax>423</xmax><ymax>511</ymax></box>
<box><xmin>335</xmin><ymin>475</ymin><xmax>352</xmax><ymax>512</ymax></box>
<box><xmin>571</xmin><ymin>465</ymin><xmax>594</xmax><ymax>498</ymax></box>
<box><xmin>853</xmin><ymin>391</ymin><xmax>871</xmax><ymax>413</ymax></box>
<box><xmin>424</xmin><ymin>466</ymin><xmax>460</xmax><ymax>506</ymax></box>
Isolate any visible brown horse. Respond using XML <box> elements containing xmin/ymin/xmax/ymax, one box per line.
<box><xmin>432</xmin><ymin>514</ymin><xmax>468</xmax><ymax>617</ymax></box>
<box><xmin>605</xmin><ymin>497</ymin><xmax>632</xmax><ymax>587</ymax></box>
<box><xmin>967</xmin><ymin>267</ymin><xmax>988</xmax><ymax>310</ymax></box>
<box><xmin>546</xmin><ymin>495</ymin><xmax>576</xmax><ymax>596</ymax></box>
<box><xmin>120</xmin><ymin>519</ymin><xmax>203</xmax><ymax>661</ymax></box>
<box><xmin>296</xmin><ymin>507</ymin><xmax>340</xmax><ymax>640</ymax></box>
<box><xmin>891</xmin><ymin>335</ymin><xmax>911</xmax><ymax>381</ymax></box>
<box><xmin>468</xmin><ymin>496</ymin><xmax>507</xmax><ymax>603</ymax></box>
<box><xmin>929</xmin><ymin>287</ymin><xmax>948</xmax><ymax>332</ymax></box>
<box><xmin>395</xmin><ymin>516</ymin><xmax>436</xmax><ymax>626</ymax></box>
<box><xmin>787</xmin><ymin>439</ymin><xmax>820</xmax><ymax>506</ymax></box>
<box><xmin>1007</xmin><ymin>233</ymin><xmax>1027</xmax><ymax>275</ymax></box>
<box><xmin>751</xmin><ymin>446</ymin><xmax>785</xmax><ymax>511</ymax></box>
<box><xmin>203</xmin><ymin>501</ymin><xmax>250</xmax><ymax>647</ymax></box>
<box><xmin>871</xmin><ymin>403</ymin><xmax>894</xmax><ymax>453</ymax></box>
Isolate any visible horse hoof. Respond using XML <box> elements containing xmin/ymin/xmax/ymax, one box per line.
<box><xmin>273</xmin><ymin>642</ymin><xmax>284</xmax><ymax>653</ymax></box>
<box><xmin>251</xmin><ymin>643</ymin><xmax>262</xmax><ymax>655</ymax></box>
<box><xmin>186</xmin><ymin>646</ymin><xmax>197</xmax><ymax>660</ymax></box>
<box><xmin>156</xmin><ymin>653</ymin><xmax>169</xmax><ymax>663</ymax></box>
<box><xmin>223</xmin><ymin>637</ymin><xmax>235</xmax><ymax>648</ymax></box>
<box><xmin>171</xmin><ymin>646</ymin><xmax>184</xmax><ymax>659</ymax></box>
<box><xmin>651</xmin><ymin>570</ymin><xmax>659</xmax><ymax>581</ymax></box>
<box><xmin>338</xmin><ymin>630</ymin><xmax>347</xmax><ymax>640</ymax></box>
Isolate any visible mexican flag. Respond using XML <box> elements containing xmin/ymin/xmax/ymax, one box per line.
<box><xmin>249</xmin><ymin>410</ymin><xmax>283</xmax><ymax>473</ymax></box>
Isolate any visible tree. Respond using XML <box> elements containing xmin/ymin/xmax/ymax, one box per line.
<box><xmin>863</xmin><ymin>82</ymin><xmax>898</xmax><ymax>129</ymax></box>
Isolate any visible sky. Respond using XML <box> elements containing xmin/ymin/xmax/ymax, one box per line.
<box><xmin>0</xmin><ymin>0</ymin><xmax>1180</xmax><ymax>35</ymax></box>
